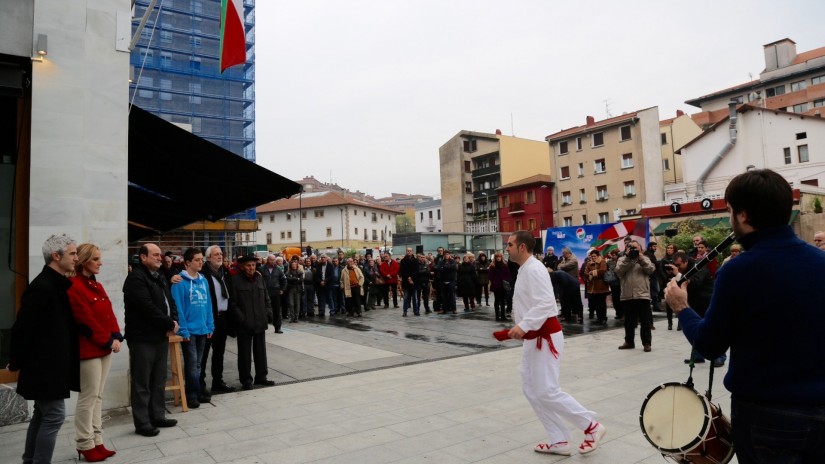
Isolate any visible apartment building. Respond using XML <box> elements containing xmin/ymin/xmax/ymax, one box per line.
<box><xmin>256</xmin><ymin>191</ymin><xmax>397</xmax><ymax>252</ymax></box>
<box><xmin>660</xmin><ymin>110</ymin><xmax>703</xmax><ymax>185</ymax></box>
<box><xmin>439</xmin><ymin>130</ymin><xmax>550</xmax><ymax>233</ymax></box>
<box><xmin>545</xmin><ymin>107</ymin><xmax>663</xmax><ymax>227</ymax></box>
<box><xmin>688</xmin><ymin>38</ymin><xmax>825</xmax><ymax>128</ymax></box>
<box><xmin>497</xmin><ymin>175</ymin><xmax>554</xmax><ymax>238</ymax></box>
<box><xmin>415</xmin><ymin>199</ymin><xmax>443</xmax><ymax>233</ymax></box>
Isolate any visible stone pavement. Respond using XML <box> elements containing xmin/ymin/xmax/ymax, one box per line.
<box><xmin>0</xmin><ymin>305</ymin><xmax>738</xmax><ymax>463</ymax></box>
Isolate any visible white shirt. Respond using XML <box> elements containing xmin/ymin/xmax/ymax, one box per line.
<box><xmin>513</xmin><ymin>256</ymin><xmax>558</xmax><ymax>333</ymax></box>
<box><xmin>211</xmin><ymin>275</ymin><xmax>229</xmax><ymax>312</ymax></box>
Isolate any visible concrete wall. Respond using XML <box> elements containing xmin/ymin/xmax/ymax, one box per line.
<box><xmin>0</xmin><ymin>0</ymin><xmax>34</xmax><ymax>57</ymax></box>
<box><xmin>498</xmin><ymin>135</ymin><xmax>551</xmax><ymax>186</ymax></box>
<box><xmin>27</xmin><ymin>0</ymin><xmax>131</xmax><ymax>414</ymax></box>
<box><xmin>638</xmin><ymin>107</ymin><xmax>664</xmax><ymax>204</ymax></box>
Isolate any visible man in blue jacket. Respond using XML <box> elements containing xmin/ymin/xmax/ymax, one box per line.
<box><xmin>666</xmin><ymin>169</ymin><xmax>825</xmax><ymax>462</ymax></box>
<box><xmin>171</xmin><ymin>247</ymin><xmax>214</xmax><ymax>408</ymax></box>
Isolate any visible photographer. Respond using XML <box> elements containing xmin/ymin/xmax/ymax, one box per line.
<box><xmin>615</xmin><ymin>240</ymin><xmax>656</xmax><ymax>352</ymax></box>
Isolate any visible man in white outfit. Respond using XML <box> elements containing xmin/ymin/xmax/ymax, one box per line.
<box><xmin>506</xmin><ymin>230</ymin><xmax>606</xmax><ymax>456</ymax></box>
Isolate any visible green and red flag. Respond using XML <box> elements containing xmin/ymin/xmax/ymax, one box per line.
<box><xmin>220</xmin><ymin>0</ymin><xmax>246</xmax><ymax>72</ymax></box>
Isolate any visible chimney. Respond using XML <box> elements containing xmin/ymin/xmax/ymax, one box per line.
<box><xmin>586</xmin><ymin>116</ymin><xmax>595</xmax><ymax>126</ymax></box>
<box><xmin>495</xmin><ymin>129</ymin><xmax>502</xmax><ymax>135</ymax></box>
<box><xmin>676</xmin><ymin>110</ymin><xmax>684</xmax><ymax>117</ymax></box>
<box><xmin>763</xmin><ymin>38</ymin><xmax>798</xmax><ymax>72</ymax></box>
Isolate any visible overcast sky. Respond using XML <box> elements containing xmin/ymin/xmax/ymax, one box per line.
<box><xmin>254</xmin><ymin>0</ymin><xmax>824</xmax><ymax>199</ymax></box>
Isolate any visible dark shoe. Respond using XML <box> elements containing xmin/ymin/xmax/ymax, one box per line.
<box><xmin>643</xmin><ymin>345</ymin><xmax>652</xmax><ymax>352</ymax></box>
<box><xmin>212</xmin><ymin>381</ymin><xmax>236</xmax><ymax>393</ymax></box>
<box><xmin>151</xmin><ymin>418</ymin><xmax>178</xmax><ymax>428</ymax></box>
<box><xmin>291</xmin><ymin>318</ymin><xmax>298</xmax><ymax>323</ymax></box>
<box><xmin>650</xmin><ymin>325</ymin><xmax>656</xmax><ymax>330</ymax></box>
<box><xmin>188</xmin><ymin>399</ymin><xmax>200</xmax><ymax>409</ymax></box>
<box><xmin>668</xmin><ymin>323</ymin><xmax>673</xmax><ymax>330</ymax></box>
<box><xmin>274</xmin><ymin>330</ymin><xmax>283</xmax><ymax>334</ymax></box>
<box><xmin>254</xmin><ymin>378</ymin><xmax>275</xmax><ymax>386</ymax></box>
<box><xmin>135</xmin><ymin>427</ymin><xmax>160</xmax><ymax>437</ymax></box>
<box><xmin>402</xmin><ymin>313</ymin><xmax>407</xmax><ymax>317</ymax></box>
<box><xmin>618</xmin><ymin>343</ymin><xmax>635</xmax><ymax>350</ymax></box>
<box><xmin>713</xmin><ymin>359</ymin><xmax>726</xmax><ymax>368</ymax></box>
<box><xmin>684</xmin><ymin>358</ymin><xmax>706</xmax><ymax>364</ymax></box>
<box><xmin>241</xmin><ymin>383</ymin><xmax>253</xmax><ymax>391</ymax></box>
<box><xmin>425</xmin><ymin>310</ymin><xmax>432</xmax><ymax>314</ymax></box>
<box><xmin>393</xmin><ymin>305</ymin><xmax>399</xmax><ymax>308</ymax></box>
<box><xmin>197</xmin><ymin>394</ymin><xmax>211</xmax><ymax>403</ymax></box>
<box><xmin>589</xmin><ymin>314</ymin><xmax>594</xmax><ymax>320</ymax></box>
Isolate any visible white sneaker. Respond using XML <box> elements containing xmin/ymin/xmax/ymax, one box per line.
<box><xmin>534</xmin><ymin>441</ymin><xmax>572</xmax><ymax>456</ymax></box>
<box><xmin>579</xmin><ymin>421</ymin><xmax>606</xmax><ymax>454</ymax></box>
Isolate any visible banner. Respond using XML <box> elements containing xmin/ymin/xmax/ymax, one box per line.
<box><xmin>543</xmin><ymin>219</ymin><xmax>649</xmax><ymax>267</ymax></box>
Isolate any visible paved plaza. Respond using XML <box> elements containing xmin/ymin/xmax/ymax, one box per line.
<box><xmin>0</xmin><ymin>304</ymin><xmax>737</xmax><ymax>463</ymax></box>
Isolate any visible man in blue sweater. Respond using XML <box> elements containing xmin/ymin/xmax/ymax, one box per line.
<box><xmin>666</xmin><ymin>169</ymin><xmax>825</xmax><ymax>463</ymax></box>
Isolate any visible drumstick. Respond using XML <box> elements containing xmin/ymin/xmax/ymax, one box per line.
<box><xmin>677</xmin><ymin>233</ymin><xmax>736</xmax><ymax>285</ymax></box>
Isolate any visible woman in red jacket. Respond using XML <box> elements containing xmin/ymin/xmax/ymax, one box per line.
<box><xmin>67</xmin><ymin>244</ymin><xmax>122</xmax><ymax>462</ymax></box>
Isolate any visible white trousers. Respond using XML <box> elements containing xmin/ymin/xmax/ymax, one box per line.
<box><xmin>521</xmin><ymin>332</ymin><xmax>596</xmax><ymax>443</ymax></box>
<box><xmin>75</xmin><ymin>355</ymin><xmax>112</xmax><ymax>450</ymax></box>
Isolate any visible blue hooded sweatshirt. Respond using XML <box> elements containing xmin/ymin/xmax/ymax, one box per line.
<box><xmin>171</xmin><ymin>270</ymin><xmax>215</xmax><ymax>339</ymax></box>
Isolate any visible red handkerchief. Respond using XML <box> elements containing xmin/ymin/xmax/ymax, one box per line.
<box><xmin>493</xmin><ymin>329</ymin><xmax>511</xmax><ymax>341</ymax></box>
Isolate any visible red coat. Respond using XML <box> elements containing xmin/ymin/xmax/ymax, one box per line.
<box><xmin>379</xmin><ymin>259</ymin><xmax>400</xmax><ymax>285</ymax></box>
<box><xmin>68</xmin><ymin>274</ymin><xmax>122</xmax><ymax>360</ymax></box>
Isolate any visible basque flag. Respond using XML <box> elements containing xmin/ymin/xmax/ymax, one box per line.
<box><xmin>220</xmin><ymin>0</ymin><xmax>246</xmax><ymax>72</ymax></box>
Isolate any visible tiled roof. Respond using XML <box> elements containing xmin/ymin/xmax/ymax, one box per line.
<box><xmin>793</xmin><ymin>45</ymin><xmax>825</xmax><ymax>65</ymax></box>
<box><xmin>256</xmin><ymin>191</ymin><xmax>397</xmax><ymax>214</ymax></box>
<box><xmin>545</xmin><ymin>112</ymin><xmax>639</xmax><ymax>141</ymax></box>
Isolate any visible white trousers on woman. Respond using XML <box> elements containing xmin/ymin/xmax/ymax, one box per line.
<box><xmin>76</xmin><ymin>355</ymin><xmax>112</xmax><ymax>450</ymax></box>
<box><xmin>521</xmin><ymin>331</ymin><xmax>596</xmax><ymax>443</ymax></box>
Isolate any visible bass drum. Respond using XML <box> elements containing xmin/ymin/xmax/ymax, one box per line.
<box><xmin>639</xmin><ymin>382</ymin><xmax>734</xmax><ymax>463</ymax></box>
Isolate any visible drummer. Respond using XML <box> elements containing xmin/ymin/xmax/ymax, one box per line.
<box><xmin>665</xmin><ymin>169</ymin><xmax>825</xmax><ymax>462</ymax></box>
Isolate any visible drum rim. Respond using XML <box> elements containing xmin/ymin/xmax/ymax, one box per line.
<box><xmin>639</xmin><ymin>381</ymin><xmax>712</xmax><ymax>454</ymax></box>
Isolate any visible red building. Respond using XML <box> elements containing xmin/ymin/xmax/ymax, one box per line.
<box><xmin>498</xmin><ymin>175</ymin><xmax>554</xmax><ymax>238</ymax></box>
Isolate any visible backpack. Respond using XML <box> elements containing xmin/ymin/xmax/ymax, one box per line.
<box><xmin>603</xmin><ymin>268</ymin><xmax>618</xmax><ymax>285</ymax></box>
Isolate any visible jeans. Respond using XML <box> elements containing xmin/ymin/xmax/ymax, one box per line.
<box><xmin>416</xmin><ymin>282</ymin><xmax>430</xmax><ymax>311</ymax></box>
<box><xmin>303</xmin><ymin>282</ymin><xmax>315</xmax><ymax>316</ymax></box>
<box><xmin>402</xmin><ymin>283</ymin><xmax>418</xmax><ymax>314</ymax></box>
<box><xmin>317</xmin><ymin>285</ymin><xmax>333</xmax><ymax>316</ymax></box>
<box><xmin>181</xmin><ymin>334</ymin><xmax>206</xmax><ymax>402</ymax></box>
<box><xmin>22</xmin><ymin>399</ymin><xmax>65</xmax><ymax>464</ymax></box>
<box><xmin>732</xmin><ymin>398</ymin><xmax>825</xmax><ymax>463</ymax></box>
<box><xmin>440</xmin><ymin>281</ymin><xmax>456</xmax><ymax>311</ymax></box>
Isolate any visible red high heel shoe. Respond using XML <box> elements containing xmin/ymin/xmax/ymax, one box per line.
<box><xmin>95</xmin><ymin>444</ymin><xmax>117</xmax><ymax>457</ymax></box>
<box><xmin>77</xmin><ymin>447</ymin><xmax>107</xmax><ymax>462</ymax></box>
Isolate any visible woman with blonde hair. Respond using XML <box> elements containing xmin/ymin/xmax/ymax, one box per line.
<box><xmin>67</xmin><ymin>243</ymin><xmax>122</xmax><ymax>461</ymax></box>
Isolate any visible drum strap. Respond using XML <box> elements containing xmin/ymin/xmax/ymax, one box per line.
<box><xmin>685</xmin><ymin>346</ymin><xmax>717</xmax><ymax>401</ymax></box>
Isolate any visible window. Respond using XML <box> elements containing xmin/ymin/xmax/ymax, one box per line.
<box><xmin>326</xmin><ymin>228</ymin><xmax>332</xmax><ymax>237</ymax></box>
<box><xmin>815</xmin><ymin>98</ymin><xmax>825</xmax><ymax>108</ymax></box>
<box><xmin>596</xmin><ymin>185</ymin><xmax>608</xmax><ymax>200</ymax></box>
<box><xmin>160</xmin><ymin>52</ymin><xmax>172</xmax><ymax>68</ymax></box>
<box><xmin>286</xmin><ymin>213</ymin><xmax>292</xmax><ymax>221</ymax></box>
<box><xmin>598</xmin><ymin>212</ymin><xmax>609</xmax><ymax>224</ymax></box>
<box><xmin>466</xmin><ymin>203</ymin><xmax>473</xmax><ymax>214</ymax></box>
<box><xmin>314</xmin><ymin>210</ymin><xmax>324</xmax><ymax>218</ymax></box>
<box><xmin>732</xmin><ymin>95</ymin><xmax>744</xmax><ymax>104</ymax></box>
<box><xmin>371</xmin><ymin>212</ymin><xmax>377</xmax><ymax>222</ymax></box>
<box><xmin>594</xmin><ymin>159</ymin><xmax>606</xmax><ymax>173</ymax></box>
<box><xmin>791</xmin><ymin>80</ymin><xmax>807</xmax><ymax>92</ymax></box>
<box><xmin>563</xmin><ymin>217</ymin><xmax>572</xmax><ymax>227</ymax></box>
<box><xmin>592</xmin><ymin>132</ymin><xmax>604</xmax><ymax>147</ymax></box>
<box><xmin>266</xmin><ymin>233</ymin><xmax>272</xmax><ymax>244</ymax></box>
<box><xmin>579</xmin><ymin>189</ymin><xmax>586</xmax><ymax>203</ymax></box>
<box><xmin>576</xmin><ymin>137</ymin><xmax>582</xmax><ymax>151</ymax></box>
<box><xmin>661</xmin><ymin>133</ymin><xmax>668</xmax><ymax>145</ymax></box>
<box><xmin>559</xmin><ymin>141</ymin><xmax>569</xmax><ymax>155</ymax></box>
<box><xmin>464</xmin><ymin>161</ymin><xmax>471</xmax><ymax>172</ymax></box>
<box><xmin>420</xmin><ymin>212</ymin><xmax>424</xmax><ymax>221</ymax></box>
<box><xmin>190</xmin><ymin>57</ymin><xmax>201</xmax><ymax>71</ymax></box>
<box><xmin>813</xmin><ymin>75</ymin><xmax>825</xmax><ymax>85</ymax></box>
<box><xmin>160</xmin><ymin>30</ymin><xmax>173</xmax><ymax>43</ymax></box>
<box><xmin>797</xmin><ymin>132</ymin><xmax>807</xmax><ymax>140</ymax></box>
<box><xmin>620</xmin><ymin>125</ymin><xmax>632</xmax><ymax>141</ymax></box>
<box><xmin>269</xmin><ymin>214</ymin><xmax>274</xmax><ymax>222</ymax></box>
<box><xmin>190</xmin><ymin>36</ymin><xmax>202</xmax><ymax>47</ymax></box>
<box><xmin>280</xmin><ymin>231</ymin><xmax>285</xmax><ymax>239</ymax></box>
<box><xmin>577</xmin><ymin>163</ymin><xmax>584</xmax><ymax>177</ymax></box>
<box><xmin>192</xmin><ymin>117</ymin><xmax>201</xmax><ymax>132</ymax></box>
<box><xmin>560</xmin><ymin>166</ymin><xmax>570</xmax><ymax>180</ymax></box>
<box><xmin>784</xmin><ymin>147</ymin><xmax>791</xmax><ymax>164</ymax></box>
<box><xmin>501</xmin><ymin>221</ymin><xmax>509</xmax><ymax>232</ymax></box>
<box><xmin>287</xmin><ymin>231</ymin><xmax>292</xmax><ymax>239</ymax></box>
<box><xmin>355</xmin><ymin>227</ymin><xmax>359</xmax><ymax>235</ymax></box>
<box><xmin>562</xmin><ymin>191</ymin><xmax>571</xmax><ymax>205</ymax></box>
<box><xmin>429</xmin><ymin>210</ymin><xmax>433</xmax><ymax>218</ymax></box>
<box><xmin>369</xmin><ymin>229</ymin><xmax>375</xmax><ymax>240</ymax></box>
<box><xmin>801</xmin><ymin>179</ymin><xmax>819</xmax><ymax>187</ymax></box>
<box><xmin>766</xmin><ymin>85</ymin><xmax>786</xmax><ymax>97</ymax></box>
<box><xmin>626</xmin><ymin>209</ymin><xmax>637</xmax><ymax>215</ymax></box>
<box><xmin>463</xmin><ymin>139</ymin><xmax>477</xmax><ymax>153</ymax></box>
<box><xmin>799</xmin><ymin>145</ymin><xmax>809</xmax><ymax>163</ymax></box>
<box><xmin>257</xmin><ymin>216</ymin><xmax>262</xmax><ymax>222</ymax></box>
<box><xmin>301</xmin><ymin>230</ymin><xmax>306</xmax><ymax>242</ymax></box>
<box><xmin>138</xmin><ymin>76</ymin><xmax>153</xmax><ymax>98</ymax></box>
<box><xmin>624</xmin><ymin>181</ymin><xmax>636</xmax><ymax>197</ymax></box>
<box><xmin>663</xmin><ymin>159</ymin><xmax>670</xmax><ymax>171</ymax></box>
<box><xmin>193</xmin><ymin>1</ymin><xmax>203</xmax><ymax>13</ymax></box>
<box><xmin>515</xmin><ymin>220</ymin><xmax>522</xmax><ymax>230</ymax></box>
<box><xmin>437</xmin><ymin>209</ymin><xmax>441</xmax><ymax>220</ymax></box>
<box><xmin>527</xmin><ymin>218</ymin><xmax>535</xmax><ymax>231</ymax></box>
<box><xmin>301</xmin><ymin>211</ymin><xmax>307</xmax><ymax>219</ymax></box>
<box><xmin>159</xmin><ymin>79</ymin><xmax>172</xmax><ymax>101</ymax></box>
<box><xmin>526</xmin><ymin>190</ymin><xmax>535</xmax><ymax>204</ymax></box>
<box><xmin>363</xmin><ymin>229</ymin><xmax>367</xmax><ymax>239</ymax></box>
<box><xmin>581</xmin><ymin>214</ymin><xmax>588</xmax><ymax>225</ymax></box>
<box><xmin>465</xmin><ymin>182</ymin><xmax>472</xmax><ymax>193</ymax></box>
<box><xmin>189</xmin><ymin>83</ymin><xmax>202</xmax><ymax>104</ymax></box>
<box><xmin>621</xmin><ymin>153</ymin><xmax>633</xmax><ymax>169</ymax></box>
<box><xmin>792</xmin><ymin>103</ymin><xmax>808</xmax><ymax>113</ymax></box>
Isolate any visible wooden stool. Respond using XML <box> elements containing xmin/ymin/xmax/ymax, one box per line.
<box><xmin>165</xmin><ymin>335</ymin><xmax>188</xmax><ymax>412</ymax></box>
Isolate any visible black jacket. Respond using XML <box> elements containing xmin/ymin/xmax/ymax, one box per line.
<box><xmin>9</xmin><ymin>266</ymin><xmax>80</xmax><ymax>400</ymax></box>
<box><xmin>260</xmin><ymin>265</ymin><xmax>285</xmax><ymax>295</ymax></box>
<box><xmin>313</xmin><ymin>261</ymin><xmax>335</xmax><ymax>287</ymax></box>
<box><xmin>230</xmin><ymin>272</ymin><xmax>271</xmax><ymax>333</ymax></box>
<box><xmin>123</xmin><ymin>263</ymin><xmax>178</xmax><ymax>343</ymax></box>
<box><xmin>399</xmin><ymin>255</ymin><xmax>418</xmax><ymax>287</ymax></box>
<box><xmin>201</xmin><ymin>264</ymin><xmax>232</xmax><ymax>317</ymax></box>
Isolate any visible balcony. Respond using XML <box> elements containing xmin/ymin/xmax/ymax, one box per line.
<box><xmin>509</xmin><ymin>202</ymin><xmax>525</xmax><ymax>214</ymax></box>
<box><xmin>596</xmin><ymin>195</ymin><xmax>609</xmax><ymax>202</ymax></box>
<box><xmin>473</xmin><ymin>189</ymin><xmax>498</xmax><ymax>200</ymax></box>
<box><xmin>471</xmin><ymin>164</ymin><xmax>500</xmax><ymax>179</ymax></box>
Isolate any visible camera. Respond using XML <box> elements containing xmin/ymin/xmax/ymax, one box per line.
<box><xmin>627</xmin><ymin>248</ymin><xmax>640</xmax><ymax>259</ymax></box>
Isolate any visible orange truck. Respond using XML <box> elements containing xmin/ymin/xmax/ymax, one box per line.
<box><xmin>281</xmin><ymin>247</ymin><xmax>303</xmax><ymax>261</ymax></box>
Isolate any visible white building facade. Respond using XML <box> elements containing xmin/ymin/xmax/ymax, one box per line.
<box><xmin>414</xmin><ymin>199</ymin><xmax>443</xmax><ymax>233</ymax></box>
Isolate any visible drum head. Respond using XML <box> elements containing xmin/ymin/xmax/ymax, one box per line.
<box><xmin>640</xmin><ymin>383</ymin><xmax>712</xmax><ymax>453</ymax></box>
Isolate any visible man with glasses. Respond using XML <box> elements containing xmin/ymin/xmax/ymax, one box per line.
<box><xmin>814</xmin><ymin>230</ymin><xmax>825</xmax><ymax>250</ymax></box>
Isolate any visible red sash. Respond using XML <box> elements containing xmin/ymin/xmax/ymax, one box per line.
<box><xmin>493</xmin><ymin>316</ymin><xmax>562</xmax><ymax>358</ymax></box>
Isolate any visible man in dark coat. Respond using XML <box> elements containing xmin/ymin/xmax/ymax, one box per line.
<box><xmin>199</xmin><ymin>245</ymin><xmax>236</xmax><ymax>394</ymax></box>
<box><xmin>231</xmin><ymin>255</ymin><xmax>275</xmax><ymax>390</ymax></box>
<box><xmin>123</xmin><ymin>243</ymin><xmax>180</xmax><ymax>437</ymax></box>
<box><xmin>8</xmin><ymin>234</ymin><xmax>80</xmax><ymax>464</ymax></box>
<box><xmin>549</xmin><ymin>268</ymin><xmax>584</xmax><ymax>323</ymax></box>
<box><xmin>259</xmin><ymin>254</ymin><xmax>285</xmax><ymax>333</ymax></box>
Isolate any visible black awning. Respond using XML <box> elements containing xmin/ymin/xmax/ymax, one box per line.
<box><xmin>128</xmin><ymin>106</ymin><xmax>300</xmax><ymax>242</ymax></box>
